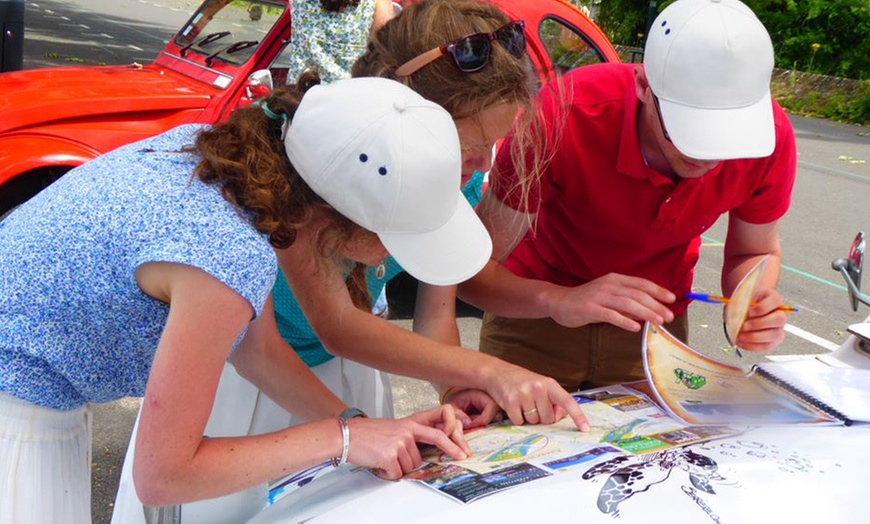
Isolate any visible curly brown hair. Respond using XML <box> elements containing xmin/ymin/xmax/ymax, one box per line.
<box><xmin>193</xmin><ymin>71</ymin><xmax>374</xmax><ymax>307</ymax></box>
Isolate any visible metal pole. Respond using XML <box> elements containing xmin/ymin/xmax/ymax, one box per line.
<box><xmin>0</xmin><ymin>0</ymin><xmax>24</xmax><ymax>72</ymax></box>
<box><xmin>645</xmin><ymin>1</ymin><xmax>658</xmax><ymax>41</ymax></box>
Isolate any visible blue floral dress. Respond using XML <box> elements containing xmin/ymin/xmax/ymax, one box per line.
<box><xmin>287</xmin><ymin>0</ymin><xmax>377</xmax><ymax>83</ymax></box>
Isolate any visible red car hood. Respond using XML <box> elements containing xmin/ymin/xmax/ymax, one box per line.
<box><xmin>0</xmin><ymin>64</ymin><xmax>215</xmax><ymax>134</ymax></box>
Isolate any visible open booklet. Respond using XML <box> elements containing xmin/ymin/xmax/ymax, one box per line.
<box><xmin>642</xmin><ymin>322</ymin><xmax>870</xmax><ymax>426</ymax></box>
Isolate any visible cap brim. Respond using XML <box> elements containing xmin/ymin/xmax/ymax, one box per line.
<box><xmin>379</xmin><ymin>197</ymin><xmax>492</xmax><ymax>286</ymax></box>
<box><xmin>658</xmin><ymin>92</ymin><xmax>775</xmax><ymax>160</ymax></box>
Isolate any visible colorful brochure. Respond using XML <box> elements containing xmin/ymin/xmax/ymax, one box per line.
<box><xmin>403</xmin><ymin>386</ymin><xmax>738</xmax><ymax>503</ymax></box>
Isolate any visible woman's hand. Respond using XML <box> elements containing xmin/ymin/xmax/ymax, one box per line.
<box><xmin>406</xmin><ymin>404</ymin><xmax>472</xmax><ymax>455</ymax></box>
<box><xmin>346</xmin><ymin>405</ymin><xmax>470</xmax><ymax>480</ymax></box>
<box><xmin>480</xmin><ymin>363</ymin><xmax>591</xmax><ymax>431</ymax></box>
<box><xmin>441</xmin><ymin>388</ymin><xmax>502</xmax><ymax>428</ymax></box>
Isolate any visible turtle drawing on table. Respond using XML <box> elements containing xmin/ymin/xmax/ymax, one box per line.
<box><xmin>582</xmin><ymin>448</ymin><xmax>725</xmax><ymax>515</ymax></box>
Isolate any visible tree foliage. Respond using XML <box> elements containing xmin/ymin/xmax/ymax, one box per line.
<box><xmin>592</xmin><ymin>0</ymin><xmax>870</xmax><ymax>80</ymax></box>
<box><xmin>745</xmin><ymin>0</ymin><xmax>870</xmax><ymax>80</ymax></box>
<box><xmin>594</xmin><ymin>0</ymin><xmax>656</xmax><ymax>48</ymax></box>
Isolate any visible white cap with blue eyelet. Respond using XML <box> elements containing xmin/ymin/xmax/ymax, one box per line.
<box><xmin>643</xmin><ymin>0</ymin><xmax>776</xmax><ymax>160</ymax></box>
<box><xmin>284</xmin><ymin>77</ymin><xmax>492</xmax><ymax>286</ymax></box>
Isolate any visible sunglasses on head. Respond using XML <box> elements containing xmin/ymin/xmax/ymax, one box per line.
<box><xmin>395</xmin><ymin>20</ymin><xmax>526</xmax><ymax>77</ymax></box>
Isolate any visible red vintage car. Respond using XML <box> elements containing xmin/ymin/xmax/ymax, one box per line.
<box><xmin>0</xmin><ymin>0</ymin><xmax>618</xmax><ymax>216</ymax></box>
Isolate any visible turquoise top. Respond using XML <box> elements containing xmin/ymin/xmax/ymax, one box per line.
<box><xmin>274</xmin><ymin>170</ymin><xmax>486</xmax><ymax>367</ymax></box>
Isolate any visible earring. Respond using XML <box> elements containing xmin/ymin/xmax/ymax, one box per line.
<box><xmin>375</xmin><ymin>263</ymin><xmax>386</xmax><ymax>280</ymax></box>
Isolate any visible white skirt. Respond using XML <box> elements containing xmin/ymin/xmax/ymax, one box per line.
<box><xmin>112</xmin><ymin>357</ymin><xmax>393</xmax><ymax>524</ymax></box>
<box><xmin>247</xmin><ymin>356</ymin><xmax>394</xmax><ymax>435</ymax></box>
<box><xmin>0</xmin><ymin>392</ymin><xmax>92</xmax><ymax>524</ymax></box>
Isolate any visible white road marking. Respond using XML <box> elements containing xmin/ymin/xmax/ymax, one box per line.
<box><xmin>766</xmin><ymin>353</ymin><xmax>815</xmax><ymax>362</ymax></box>
<box><xmin>784</xmin><ymin>323</ymin><xmax>840</xmax><ymax>352</ymax></box>
<box><xmin>24</xmin><ymin>32</ymin><xmax>144</xmax><ymax>52</ymax></box>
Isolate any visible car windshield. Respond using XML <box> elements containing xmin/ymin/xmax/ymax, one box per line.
<box><xmin>175</xmin><ymin>0</ymin><xmax>285</xmax><ymax>66</ymax></box>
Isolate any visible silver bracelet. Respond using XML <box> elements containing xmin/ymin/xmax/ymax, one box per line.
<box><xmin>331</xmin><ymin>416</ymin><xmax>350</xmax><ymax>468</ymax></box>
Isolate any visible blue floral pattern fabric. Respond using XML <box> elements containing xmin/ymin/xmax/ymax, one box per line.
<box><xmin>273</xmin><ymin>170</ymin><xmax>487</xmax><ymax>368</ymax></box>
<box><xmin>286</xmin><ymin>0</ymin><xmax>377</xmax><ymax>83</ymax></box>
<box><xmin>0</xmin><ymin>124</ymin><xmax>276</xmax><ymax>410</ymax></box>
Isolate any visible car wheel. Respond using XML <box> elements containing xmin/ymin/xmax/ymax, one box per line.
<box><xmin>0</xmin><ymin>166</ymin><xmax>69</xmax><ymax>218</ymax></box>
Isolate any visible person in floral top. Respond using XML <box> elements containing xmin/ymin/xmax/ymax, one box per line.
<box><xmin>286</xmin><ymin>0</ymin><xmax>395</xmax><ymax>82</ymax></box>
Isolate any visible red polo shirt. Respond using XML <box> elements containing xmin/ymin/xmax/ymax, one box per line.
<box><xmin>491</xmin><ymin>63</ymin><xmax>797</xmax><ymax>316</ymax></box>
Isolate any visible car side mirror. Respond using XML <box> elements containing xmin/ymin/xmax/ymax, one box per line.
<box><xmin>246</xmin><ymin>69</ymin><xmax>273</xmax><ymax>100</ymax></box>
<box><xmin>832</xmin><ymin>231</ymin><xmax>869</xmax><ymax>311</ymax></box>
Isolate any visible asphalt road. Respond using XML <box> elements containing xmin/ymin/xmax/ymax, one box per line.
<box><xmin>12</xmin><ymin>1</ymin><xmax>870</xmax><ymax>522</ymax></box>
<box><xmin>20</xmin><ymin>0</ymin><xmax>196</xmax><ymax>69</ymax></box>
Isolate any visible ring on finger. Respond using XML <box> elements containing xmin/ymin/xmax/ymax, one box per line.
<box><xmin>522</xmin><ymin>407</ymin><xmax>538</xmax><ymax>417</ymax></box>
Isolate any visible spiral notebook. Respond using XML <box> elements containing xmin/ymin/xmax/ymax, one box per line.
<box><xmin>642</xmin><ymin>323</ymin><xmax>870</xmax><ymax>426</ymax></box>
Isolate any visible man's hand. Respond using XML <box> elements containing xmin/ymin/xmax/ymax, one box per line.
<box><xmin>548</xmin><ymin>273</ymin><xmax>676</xmax><ymax>332</ymax></box>
<box><xmin>737</xmin><ymin>288</ymin><xmax>788</xmax><ymax>352</ymax></box>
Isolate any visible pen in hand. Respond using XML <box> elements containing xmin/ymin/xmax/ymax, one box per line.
<box><xmin>686</xmin><ymin>293</ymin><xmax>799</xmax><ymax>313</ymax></box>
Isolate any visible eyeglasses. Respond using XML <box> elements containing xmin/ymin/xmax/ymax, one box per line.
<box><xmin>652</xmin><ymin>94</ymin><xmax>672</xmax><ymax>143</ymax></box>
<box><xmin>395</xmin><ymin>20</ymin><xmax>526</xmax><ymax>77</ymax></box>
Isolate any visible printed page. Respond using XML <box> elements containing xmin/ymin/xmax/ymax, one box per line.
<box><xmin>642</xmin><ymin>323</ymin><xmax>833</xmax><ymax>425</ymax></box>
<box><xmin>402</xmin><ymin>387</ymin><xmax>737</xmax><ymax>503</ymax></box>
<box><xmin>723</xmin><ymin>255</ymin><xmax>768</xmax><ymax>348</ymax></box>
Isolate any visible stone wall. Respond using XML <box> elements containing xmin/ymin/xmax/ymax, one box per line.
<box><xmin>770</xmin><ymin>69</ymin><xmax>864</xmax><ymax>102</ymax></box>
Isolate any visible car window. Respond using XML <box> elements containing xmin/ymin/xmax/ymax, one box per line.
<box><xmin>176</xmin><ymin>0</ymin><xmax>285</xmax><ymax>66</ymax></box>
<box><xmin>538</xmin><ymin>17</ymin><xmax>606</xmax><ymax>74</ymax></box>
<box><xmin>268</xmin><ymin>39</ymin><xmax>294</xmax><ymax>85</ymax></box>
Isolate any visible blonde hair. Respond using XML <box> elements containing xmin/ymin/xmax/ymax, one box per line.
<box><xmin>352</xmin><ymin>0</ymin><xmax>550</xmax><ymax>227</ymax></box>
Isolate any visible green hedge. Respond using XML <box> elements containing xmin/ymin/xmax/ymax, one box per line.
<box><xmin>593</xmin><ymin>0</ymin><xmax>870</xmax><ymax>124</ymax></box>
<box><xmin>594</xmin><ymin>0</ymin><xmax>870</xmax><ymax>81</ymax></box>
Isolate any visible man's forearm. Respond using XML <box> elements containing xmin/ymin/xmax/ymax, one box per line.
<box><xmin>722</xmin><ymin>252</ymin><xmax>782</xmax><ymax>296</ymax></box>
<box><xmin>457</xmin><ymin>259</ymin><xmax>562</xmax><ymax>319</ymax></box>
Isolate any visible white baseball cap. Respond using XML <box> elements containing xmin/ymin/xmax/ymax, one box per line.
<box><xmin>643</xmin><ymin>0</ymin><xmax>775</xmax><ymax>160</ymax></box>
<box><xmin>284</xmin><ymin>77</ymin><xmax>492</xmax><ymax>286</ymax></box>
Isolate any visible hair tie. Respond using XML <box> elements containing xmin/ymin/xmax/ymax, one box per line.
<box><xmin>254</xmin><ymin>100</ymin><xmax>289</xmax><ymax>140</ymax></box>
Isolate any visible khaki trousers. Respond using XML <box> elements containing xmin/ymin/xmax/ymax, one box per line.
<box><xmin>479</xmin><ymin>313</ymin><xmax>689</xmax><ymax>391</ymax></box>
